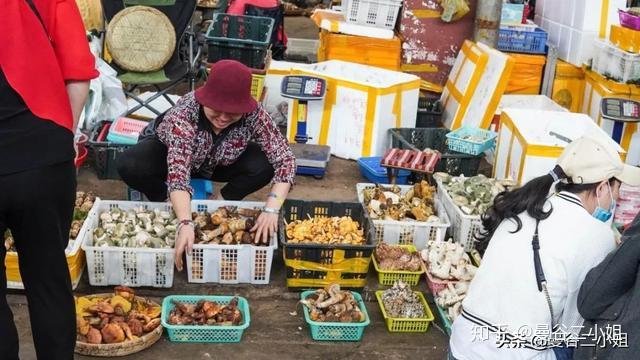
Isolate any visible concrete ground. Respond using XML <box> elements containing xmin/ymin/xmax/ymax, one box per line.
<box><xmin>8</xmin><ymin>158</ymin><xmax>451</xmax><ymax>360</ymax></box>
<box><xmin>6</xmin><ymin>15</ymin><xmax>456</xmax><ymax>360</ymax></box>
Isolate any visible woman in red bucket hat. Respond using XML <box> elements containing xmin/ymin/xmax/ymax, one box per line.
<box><xmin>118</xmin><ymin>60</ymin><xmax>295</xmax><ymax>271</ymax></box>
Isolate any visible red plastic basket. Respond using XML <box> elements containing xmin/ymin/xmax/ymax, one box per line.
<box><xmin>422</xmin><ymin>260</ymin><xmax>459</xmax><ymax>295</ymax></box>
<box><xmin>107</xmin><ymin>117</ymin><xmax>149</xmax><ymax>144</ymax></box>
<box><xmin>75</xmin><ymin>146</ymin><xmax>88</xmax><ymax>168</ymax></box>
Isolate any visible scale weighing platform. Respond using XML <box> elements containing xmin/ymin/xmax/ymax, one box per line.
<box><xmin>281</xmin><ymin>75</ymin><xmax>331</xmax><ymax>179</ymax></box>
<box><xmin>600</xmin><ymin>98</ymin><xmax>640</xmax><ymax>145</ymax></box>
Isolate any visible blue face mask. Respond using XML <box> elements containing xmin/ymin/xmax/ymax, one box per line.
<box><xmin>592</xmin><ymin>183</ymin><xmax>615</xmax><ymax>223</ymax></box>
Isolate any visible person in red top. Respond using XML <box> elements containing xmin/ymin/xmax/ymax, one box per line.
<box><xmin>0</xmin><ymin>0</ymin><xmax>97</xmax><ymax>358</ymax></box>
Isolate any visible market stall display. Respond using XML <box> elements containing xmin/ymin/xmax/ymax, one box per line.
<box><xmin>75</xmin><ymin>287</ymin><xmax>162</xmax><ymax>356</ymax></box>
<box><xmin>299</xmin><ymin>284</ymin><xmax>370</xmax><ymax>341</ymax></box>
<box><xmin>357</xmin><ymin>182</ymin><xmax>450</xmax><ymax>249</ymax></box>
<box><xmin>375</xmin><ymin>280</ymin><xmax>434</xmax><ymax>333</ymax></box>
<box><xmin>280</xmin><ymin>200</ymin><xmax>375</xmax><ymax>290</ymax></box>
<box><xmin>161</xmin><ymin>295</ymin><xmax>251</xmax><ymax>343</ymax></box>
<box><xmin>187</xmin><ymin>201</ymin><xmax>277</xmax><ymax>285</ymax></box>
<box><xmin>82</xmin><ymin>200</ymin><xmax>176</xmax><ymax>288</ymax></box>
<box><xmin>5</xmin><ymin>191</ymin><xmax>96</xmax><ymax>290</ymax></box>
<box><xmin>372</xmin><ymin>243</ymin><xmax>424</xmax><ymax>286</ymax></box>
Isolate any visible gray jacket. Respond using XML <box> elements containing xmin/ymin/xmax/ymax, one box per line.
<box><xmin>574</xmin><ymin>215</ymin><xmax>640</xmax><ymax>360</ymax></box>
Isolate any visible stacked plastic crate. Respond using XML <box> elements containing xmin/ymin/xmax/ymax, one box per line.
<box><xmin>579</xmin><ymin>8</ymin><xmax>640</xmax><ymax>164</ymax></box>
<box><xmin>310</xmin><ymin>0</ymin><xmax>403</xmax><ymax>71</ymax></box>
<box><xmin>534</xmin><ymin>0</ymin><xmax>625</xmax><ymax>67</ymax></box>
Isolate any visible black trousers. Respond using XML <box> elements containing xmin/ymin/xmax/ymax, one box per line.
<box><xmin>0</xmin><ymin>161</ymin><xmax>76</xmax><ymax>360</ymax></box>
<box><xmin>117</xmin><ymin>137</ymin><xmax>275</xmax><ymax>201</ymax></box>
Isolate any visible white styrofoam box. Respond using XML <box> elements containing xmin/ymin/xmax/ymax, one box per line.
<box><xmin>186</xmin><ymin>201</ymin><xmax>277</xmax><ymax>284</ymax></box>
<box><xmin>498</xmin><ymin>95</ymin><xmax>568</xmax><ymax>115</ymax></box>
<box><xmin>263</xmin><ymin>60</ymin><xmax>311</xmax><ymax>114</ymax></box>
<box><xmin>286</xmin><ymin>60</ymin><xmax>420</xmax><ymax>160</ymax></box>
<box><xmin>81</xmin><ymin>200</ymin><xmax>176</xmax><ymax>288</ymax></box>
<box><xmin>534</xmin><ymin>14</ymin><xmax>542</xmax><ymax>27</ymax></box>
<box><xmin>545</xmin><ymin>19</ymin><xmax>561</xmax><ymax>47</ymax></box>
<box><xmin>311</xmin><ymin>9</ymin><xmax>395</xmax><ymax>40</ymax></box>
<box><xmin>493</xmin><ymin>109</ymin><xmax>627</xmax><ymax>184</ymax></box>
<box><xmin>592</xmin><ymin>39</ymin><xmax>640</xmax><ymax>84</ymax></box>
<box><xmin>535</xmin><ymin>0</ymin><xmax>545</xmax><ymax>21</ymax></box>
<box><xmin>572</xmin><ymin>0</ymin><xmax>625</xmax><ymax>36</ymax></box>
<box><xmin>355</xmin><ymin>183</ymin><xmax>451</xmax><ymax>249</ymax></box>
<box><xmin>441</xmin><ymin>41</ymin><xmax>513</xmax><ymax>130</ymax></box>
<box><xmin>553</xmin><ymin>25</ymin><xmax>598</xmax><ymax>67</ymax></box>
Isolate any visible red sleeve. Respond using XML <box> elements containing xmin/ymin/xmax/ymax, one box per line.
<box><xmin>52</xmin><ymin>0</ymin><xmax>99</xmax><ymax>81</ymax></box>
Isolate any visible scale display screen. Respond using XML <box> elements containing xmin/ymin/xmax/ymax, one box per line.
<box><xmin>601</xmin><ymin>98</ymin><xmax>640</xmax><ymax>123</ymax></box>
<box><xmin>281</xmin><ymin>76</ymin><xmax>326</xmax><ymax>100</ymax></box>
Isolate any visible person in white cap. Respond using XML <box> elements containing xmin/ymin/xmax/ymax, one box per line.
<box><xmin>448</xmin><ymin>136</ymin><xmax>640</xmax><ymax>360</ymax></box>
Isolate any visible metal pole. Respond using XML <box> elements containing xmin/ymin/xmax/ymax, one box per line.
<box><xmin>473</xmin><ymin>0</ymin><xmax>503</xmax><ymax>48</ymax></box>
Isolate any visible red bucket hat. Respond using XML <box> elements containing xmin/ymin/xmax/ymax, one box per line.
<box><xmin>195</xmin><ymin>60</ymin><xmax>257</xmax><ymax>114</ymax></box>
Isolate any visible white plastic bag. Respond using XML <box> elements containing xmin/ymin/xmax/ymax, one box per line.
<box><xmin>81</xmin><ymin>57</ymin><xmax>127</xmax><ymax>131</ymax></box>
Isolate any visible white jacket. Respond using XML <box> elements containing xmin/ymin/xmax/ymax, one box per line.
<box><xmin>450</xmin><ymin>192</ymin><xmax>616</xmax><ymax>360</ymax></box>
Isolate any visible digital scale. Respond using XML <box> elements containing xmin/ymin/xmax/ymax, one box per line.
<box><xmin>281</xmin><ymin>75</ymin><xmax>331</xmax><ymax>179</ymax></box>
<box><xmin>600</xmin><ymin>98</ymin><xmax>640</xmax><ymax>145</ymax></box>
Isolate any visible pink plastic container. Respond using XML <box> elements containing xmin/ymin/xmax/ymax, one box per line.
<box><xmin>619</xmin><ymin>9</ymin><xmax>640</xmax><ymax>31</ymax></box>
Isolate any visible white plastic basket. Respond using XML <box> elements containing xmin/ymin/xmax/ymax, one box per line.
<box><xmin>343</xmin><ymin>0</ymin><xmax>402</xmax><ymax>30</ymax></box>
<box><xmin>81</xmin><ymin>200</ymin><xmax>176</xmax><ymax>288</ymax></box>
<box><xmin>434</xmin><ymin>178</ymin><xmax>483</xmax><ymax>252</ymax></box>
<box><xmin>356</xmin><ymin>183</ymin><xmax>451</xmax><ymax>249</ymax></box>
<box><xmin>186</xmin><ymin>200</ymin><xmax>277</xmax><ymax>285</ymax></box>
<box><xmin>592</xmin><ymin>39</ymin><xmax>640</xmax><ymax>84</ymax></box>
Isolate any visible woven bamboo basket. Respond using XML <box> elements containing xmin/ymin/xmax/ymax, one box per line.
<box><xmin>75</xmin><ymin>0</ymin><xmax>104</xmax><ymax>31</ymax></box>
<box><xmin>75</xmin><ymin>294</ymin><xmax>163</xmax><ymax>357</ymax></box>
<box><xmin>106</xmin><ymin>6</ymin><xmax>176</xmax><ymax>72</ymax></box>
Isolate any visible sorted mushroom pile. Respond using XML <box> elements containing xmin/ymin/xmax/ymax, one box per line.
<box><xmin>300</xmin><ymin>284</ymin><xmax>366</xmax><ymax>323</ymax></box>
<box><xmin>4</xmin><ymin>191</ymin><xmax>95</xmax><ymax>253</ymax></box>
<box><xmin>381</xmin><ymin>280</ymin><xmax>427</xmax><ymax>319</ymax></box>
<box><xmin>285</xmin><ymin>216</ymin><xmax>365</xmax><ymax>245</ymax></box>
<box><xmin>92</xmin><ymin>207</ymin><xmax>177</xmax><ymax>248</ymax></box>
<box><xmin>420</xmin><ymin>240</ymin><xmax>477</xmax><ymax>281</ymax></box>
<box><xmin>361</xmin><ymin>181</ymin><xmax>439</xmax><ymax>222</ymax></box>
<box><xmin>75</xmin><ymin>286</ymin><xmax>162</xmax><ymax>344</ymax></box>
<box><xmin>434</xmin><ymin>173</ymin><xmax>516</xmax><ymax>216</ymax></box>
<box><xmin>193</xmin><ymin>206</ymin><xmax>268</xmax><ymax>246</ymax></box>
<box><xmin>436</xmin><ymin>282</ymin><xmax>469</xmax><ymax>322</ymax></box>
<box><xmin>374</xmin><ymin>243</ymin><xmax>422</xmax><ymax>272</ymax></box>
<box><xmin>167</xmin><ymin>297</ymin><xmax>243</xmax><ymax>326</ymax></box>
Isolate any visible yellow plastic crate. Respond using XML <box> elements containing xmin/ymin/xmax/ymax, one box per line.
<box><xmin>6</xmin><ymin>248</ymin><xmax>85</xmax><ymax>290</ymax></box>
<box><xmin>505</xmin><ymin>53</ymin><xmax>545</xmax><ymax>95</ymax></box>
<box><xmin>610</xmin><ymin>24</ymin><xmax>640</xmax><ymax>53</ymax></box>
<box><xmin>372</xmin><ymin>244</ymin><xmax>423</xmax><ymax>286</ymax></box>
<box><xmin>318</xmin><ymin>30</ymin><xmax>401</xmax><ymax>71</ymax></box>
<box><xmin>250</xmin><ymin>74</ymin><xmax>265</xmax><ymax>101</ymax></box>
<box><xmin>375</xmin><ymin>290</ymin><xmax>435</xmax><ymax>333</ymax></box>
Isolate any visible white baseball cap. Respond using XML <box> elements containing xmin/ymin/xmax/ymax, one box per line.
<box><xmin>557</xmin><ymin>136</ymin><xmax>640</xmax><ymax>186</ymax></box>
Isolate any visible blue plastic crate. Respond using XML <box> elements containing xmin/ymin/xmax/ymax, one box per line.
<box><xmin>358</xmin><ymin>156</ymin><xmax>410</xmax><ymax>184</ymax></box>
<box><xmin>300</xmin><ymin>291</ymin><xmax>370</xmax><ymax>341</ymax></box>
<box><xmin>446</xmin><ymin>126</ymin><xmax>497</xmax><ymax>156</ymax></box>
<box><xmin>498</xmin><ymin>27</ymin><xmax>548</xmax><ymax>54</ymax></box>
<box><xmin>161</xmin><ymin>295</ymin><xmax>251</xmax><ymax>343</ymax></box>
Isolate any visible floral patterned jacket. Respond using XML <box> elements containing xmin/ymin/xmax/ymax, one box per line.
<box><xmin>155</xmin><ymin>92</ymin><xmax>296</xmax><ymax>195</ymax></box>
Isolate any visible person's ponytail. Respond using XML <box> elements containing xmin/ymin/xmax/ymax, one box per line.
<box><xmin>475</xmin><ymin>165</ymin><xmax>568</xmax><ymax>254</ymax></box>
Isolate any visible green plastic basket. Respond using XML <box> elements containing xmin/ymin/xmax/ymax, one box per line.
<box><xmin>375</xmin><ymin>291</ymin><xmax>435</xmax><ymax>333</ymax></box>
<box><xmin>161</xmin><ymin>295</ymin><xmax>250</xmax><ymax>343</ymax></box>
<box><xmin>434</xmin><ymin>302</ymin><xmax>452</xmax><ymax>336</ymax></box>
<box><xmin>372</xmin><ymin>245</ymin><xmax>424</xmax><ymax>286</ymax></box>
<box><xmin>300</xmin><ymin>290</ymin><xmax>370</xmax><ymax>341</ymax></box>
